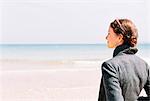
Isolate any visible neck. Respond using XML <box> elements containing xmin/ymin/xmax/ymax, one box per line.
<box><xmin>113</xmin><ymin>44</ymin><xmax>130</xmax><ymax>57</ymax></box>
<box><xmin>114</xmin><ymin>40</ymin><xmax>124</xmax><ymax>48</ymax></box>
<box><xmin>113</xmin><ymin>44</ymin><xmax>138</xmax><ymax>57</ymax></box>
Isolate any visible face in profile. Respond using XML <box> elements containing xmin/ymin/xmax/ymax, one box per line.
<box><xmin>106</xmin><ymin>27</ymin><xmax>123</xmax><ymax>48</ymax></box>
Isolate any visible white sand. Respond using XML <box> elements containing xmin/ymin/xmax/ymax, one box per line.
<box><xmin>0</xmin><ymin>60</ymin><xmax>101</xmax><ymax>101</ymax></box>
<box><xmin>0</xmin><ymin>59</ymin><xmax>148</xmax><ymax>101</ymax></box>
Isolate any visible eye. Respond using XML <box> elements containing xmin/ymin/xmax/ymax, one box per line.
<box><xmin>108</xmin><ymin>32</ymin><xmax>111</xmax><ymax>35</ymax></box>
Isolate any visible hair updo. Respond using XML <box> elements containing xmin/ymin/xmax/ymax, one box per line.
<box><xmin>110</xmin><ymin>19</ymin><xmax>138</xmax><ymax>47</ymax></box>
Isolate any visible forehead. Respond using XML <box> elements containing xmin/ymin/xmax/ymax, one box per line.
<box><xmin>108</xmin><ymin>26</ymin><xmax>114</xmax><ymax>32</ymax></box>
<box><xmin>108</xmin><ymin>26</ymin><xmax>119</xmax><ymax>36</ymax></box>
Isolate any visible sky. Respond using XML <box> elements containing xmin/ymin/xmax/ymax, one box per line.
<box><xmin>0</xmin><ymin>0</ymin><xmax>150</xmax><ymax>44</ymax></box>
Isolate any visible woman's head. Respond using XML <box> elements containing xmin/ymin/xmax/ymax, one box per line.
<box><xmin>106</xmin><ymin>19</ymin><xmax>138</xmax><ymax>48</ymax></box>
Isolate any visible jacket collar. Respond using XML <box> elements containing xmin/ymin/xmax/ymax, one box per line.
<box><xmin>113</xmin><ymin>44</ymin><xmax>138</xmax><ymax>57</ymax></box>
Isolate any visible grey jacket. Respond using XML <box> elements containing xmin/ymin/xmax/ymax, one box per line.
<box><xmin>98</xmin><ymin>45</ymin><xmax>150</xmax><ymax>101</ymax></box>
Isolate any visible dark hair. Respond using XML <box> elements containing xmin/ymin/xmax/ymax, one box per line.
<box><xmin>110</xmin><ymin>19</ymin><xmax>138</xmax><ymax>47</ymax></box>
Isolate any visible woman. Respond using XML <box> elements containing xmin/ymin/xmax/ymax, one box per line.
<box><xmin>98</xmin><ymin>19</ymin><xmax>150</xmax><ymax>101</ymax></box>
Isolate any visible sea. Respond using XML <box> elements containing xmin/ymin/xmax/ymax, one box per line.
<box><xmin>0</xmin><ymin>44</ymin><xmax>150</xmax><ymax>63</ymax></box>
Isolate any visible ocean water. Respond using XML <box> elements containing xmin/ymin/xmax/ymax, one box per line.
<box><xmin>0</xmin><ymin>44</ymin><xmax>112</xmax><ymax>61</ymax></box>
<box><xmin>0</xmin><ymin>44</ymin><xmax>150</xmax><ymax>62</ymax></box>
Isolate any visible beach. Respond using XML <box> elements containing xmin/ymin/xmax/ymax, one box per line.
<box><xmin>0</xmin><ymin>59</ymin><xmax>101</xmax><ymax>101</ymax></box>
<box><xmin>0</xmin><ymin>59</ymin><xmax>148</xmax><ymax>101</ymax></box>
<box><xmin>0</xmin><ymin>44</ymin><xmax>149</xmax><ymax>101</ymax></box>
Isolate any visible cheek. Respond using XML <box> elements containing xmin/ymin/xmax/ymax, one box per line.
<box><xmin>107</xmin><ymin>35</ymin><xmax>116</xmax><ymax>42</ymax></box>
<box><xmin>108</xmin><ymin>41</ymin><xmax>116</xmax><ymax>48</ymax></box>
<box><xmin>107</xmin><ymin>37</ymin><xmax>119</xmax><ymax>48</ymax></box>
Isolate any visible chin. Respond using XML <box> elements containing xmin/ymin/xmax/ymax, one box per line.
<box><xmin>107</xmin><ymin>44</ymin><xmax>115</xmax><ymax>48</ymax></box>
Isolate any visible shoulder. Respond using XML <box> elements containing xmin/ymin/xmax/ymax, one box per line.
<box><xmin>102</xmin><ymin>55</ymin><xmax>123</xmax><ymax>68</ymax></box>
<box><xmin>105</xmin><ymin>53</ymin><xmax>146</xmax><ymax>65</ymax></box>
<box><xmin>102</xmin><ymin>54</ymin><xmax>135</xmax><ymax>70</ymax></box>
<box><xmin>102</xmin><ymin>54</ymin><xmax>149</xmax><ymax>72</ymax></box>
<box><xmin>101</xmin><ymin>59</ymin><xmax>119</xmax><ymax>74</ymax></box>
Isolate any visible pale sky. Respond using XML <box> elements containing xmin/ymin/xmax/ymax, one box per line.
<box><xmin>0</xmin><ymin>0</ymin><xmax>150</xmax><ymax>44</ymax></box>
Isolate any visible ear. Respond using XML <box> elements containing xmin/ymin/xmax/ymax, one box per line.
<box><xmin>118</xmin><ymin>34</ymin><xmax>124</xmax><ymax>42</ymax></box>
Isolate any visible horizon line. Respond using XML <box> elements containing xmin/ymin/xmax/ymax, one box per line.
<box><xmin>0</xmin><ymin>43</ymin><xmax>150</xmax><ymax>45</ymax></box>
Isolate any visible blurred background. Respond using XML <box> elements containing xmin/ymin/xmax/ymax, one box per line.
<box><xmin>0</xmin><ymin>0</ymin><xmax>150</xmax><ymax>101</ymax></box>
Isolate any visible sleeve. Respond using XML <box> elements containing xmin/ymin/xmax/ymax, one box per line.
<box><xmin>144</xmin><ymin>64</ymin><xmax>150</xmax><ymax>97</ymax></box>
<box><xmin>98</xmin><ymin>77</ymin><xmax>106</xmax><ymax>101</ymax></box>
<box><xmin>101</xmin><ymin>62</ymin><xmax>124</xmax><ymax>101</ymax></box>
